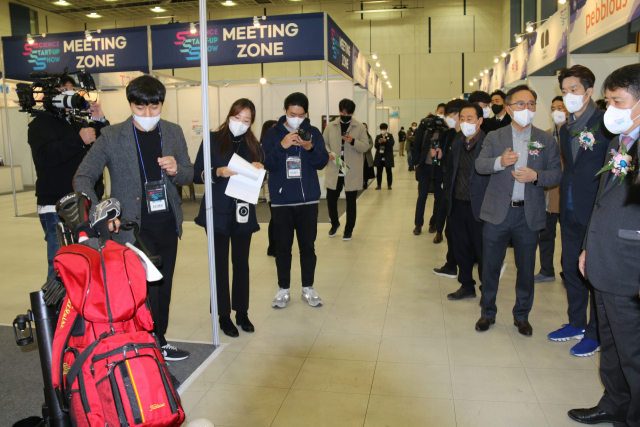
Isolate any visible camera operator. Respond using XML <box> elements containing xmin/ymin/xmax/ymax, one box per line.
<box><xmin>28</xmin><ymin>75</ymin><xmax>109</xmax><ymax>280</ymax></box>
<box><xmin>262</xmin><ymin>92</ymin><xmax>329</xmax><ymax>309</ymax></box>
<box><xmin>374</xmin><ymin>123</ymin><xmax>395</xmax><ymax>189</ymax></box>
<box><xmin>428</xmin><ymin>104</ymin><xmax>449</xmax><ymax>238</ymax></box>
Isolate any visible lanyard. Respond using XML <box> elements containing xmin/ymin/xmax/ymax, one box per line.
<box><xmin>282</xmin><ymin>130</ymin><xmax>302</xmax><ymax>156</ymax></box>
<box><xmin>133</xmin><ymin>123</ymin><xmax>163</xmax><ymax>184</ymax></box>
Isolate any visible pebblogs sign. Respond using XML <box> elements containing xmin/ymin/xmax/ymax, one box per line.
<box><xmin>1</xmin><ymin>27</ymin><xmax>149</xmax><ymax>82</ymax></box>
<box><xmin>327</xmin><ymin>15</ymin><xmax>354</xmax><ymax>78</ymax></box>
<box><xmin>151</xmin><ymin>13</ymin><xmax>324</xmax><ymax>69</ymax></box>
<box><xmin>569</xmin><ymin>0</ymin><xmax>640</xmax><ymax>51</ymax></box>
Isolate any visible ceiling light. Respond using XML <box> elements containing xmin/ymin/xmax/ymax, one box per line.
<box><xmin>525</xmin><ymin>22</ymin><xmax>534</xmax><ymax>32</ymax></box>
<box><xmin>515</xmin><ymin>34</ymin><xmax>523</xmax><ymax>43</ymax></box>
<box><xmin>473</xmin><ymin>78</ymin><xmax>477</xmax><ymax>82</ymax></box>
<box><xmin>479</xmin><ymin>72</ymin><xmax>484</xmax><ymax>76</ymax></box>
<box><xmin>190</xmin><ymin>23</ymin><xmax>197</xmax><ymax>34</ymax></box>
<box><xmin>384</xmin><ymin>75</ymin><xmax>388</xmax><ymax>79</ymax></box>
<box><xmin>501</xmin><ymin>51</ymin><xmax>507</xmax><ymax>57</ymax></box>
<box><xmin>259</xmin><ymin>77</ymin><xmax>266</xmax><ymax>84</ymax></box>
<box><xmin>222</xmin><ymin>0</ymin><xmax>235</xmax><ymax>5</ymax></box>
<box><xmin>87</xmin><ymin>12</ymin><xmax>101</xmax><ymax>18</ymax></box>
<box><xmin>381</xmin><ymin>69</ymin><xmax>386</xmax><ymax>75</ymax></box>
<box><xmin>85</xmin><ymin>30</ymin><xmax>92</xmax><ymax>41</ymax></box>
<box><xmin>27</xmin><ymin>34</ymin><xmax>34</xmax><ymax>44</ymax></box>
<box><xmin>388</xmin><ymin>85</ymin><xmax>392</xmax><ymax>88</ymax></box>
<box><xmin>372</xmin><ymin>52</ymin><xmax>377</xmax><ymax>59</ymax></box>
<box><xmin>151</xmin><ymin>6</ymin><xmax>165</xmax><ymax>12</ymax></box>
<box><xmin>375</xmin><ymin>61</ymin><xmax>380</xmax><ymax>67</ymax></box>
<box><xmin>558</xmin><ymin>0</ymin><xmax>566</xmax><ymax>3</ymax></box>
<box><xmin>484</xmin><ymin>68</ymin><xmax>489</xmax><ymax>73</ymax></box>
<box><xmin>470</xmin><ymin>81</ymin><xmax>474</xmax><ymax>86</ymax></box>
<box><xmin>494</xmin><ymin>56</ymin><xmax>499</xmax><ymax>63</ymax></box>
<box><xmin>52</xmin><ymin>0</ymin><xmax>70</xmax><ymax>5</ymax></box>
<box><xmin>253</xmin><ymin>16</ymin><xmax>265</xmax><ymax>27</ymax></box>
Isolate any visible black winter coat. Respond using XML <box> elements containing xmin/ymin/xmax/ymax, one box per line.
<box><xmin>374</xmin><ymin>133</ymin><xmax>395</xmax><ymax>167</ymax></box>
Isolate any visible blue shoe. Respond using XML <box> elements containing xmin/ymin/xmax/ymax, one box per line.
<box><xmin>547</xmin><ymin>324</ymin><xmax>585</xmax><ymax>342</ymax></box>
<box><xmin>570</xmin><ymin>338</ymin><xmax>600</xmax><ymax>357</ymax></box>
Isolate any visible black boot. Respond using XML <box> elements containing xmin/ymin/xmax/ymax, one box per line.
<box><xmin>219</xmin><ymin>315</ymin><xmax>239</xmax><ymax>337</ymax></box>
<box><xmin>235</xmin><ymin>312</ymin><xmax>255</xmax><ymax>333</ymax></box>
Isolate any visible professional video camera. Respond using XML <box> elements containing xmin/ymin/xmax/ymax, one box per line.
<box><xmin>16</xmin><ymin>67</ymin><xmax>96</xmax><ymax>119</ymax></box>
<box><xmin>418</xmin><ymin>115</ymin><xmax>448</xmax><ymax>164</ymax></box>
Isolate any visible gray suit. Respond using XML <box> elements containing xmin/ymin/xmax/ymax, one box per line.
<box><xmin>475</xmin><ymin>124</ymin><xmax>562</xmax><ymax>321</ymax></box>
<box><xmin>74</xmin><ymin>116</ymin><xmax>194</xmax><ymax>245</ymax></box>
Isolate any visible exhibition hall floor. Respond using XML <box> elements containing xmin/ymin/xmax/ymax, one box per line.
<box><xmin>0</xmin><ymin>165</ymin><xmax>606</xmax><ymax>427</ymax></box>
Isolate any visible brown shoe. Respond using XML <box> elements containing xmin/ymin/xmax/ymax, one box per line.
<box><xmin>514</xmin><ymin>320</ymin><xmax>533</xmax><ymax>336</ymax></box>
<box><xmin>433</xmin><ymin>232</ymin><xmax>443</xmax><ymax>244</ymax></box>
<box><xmin>428</xmin><ymin>224</ymin><xmax>436</xmax><ymax>233</ymax></box>
<box><xmin>413</xmin><ymin>226</ymin><xmax>422</xmax><ymax>235</ymax></box>
<box><xmin>447</xmin><ymin>287</ymin><xmax>476</xmax><ymax>300</ymax></box>
<box><xmin>475</xmin><ymin>317</ymin><xmax>495</xmax><ymax>331</ymax></box>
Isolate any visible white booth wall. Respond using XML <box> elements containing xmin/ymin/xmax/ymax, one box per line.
<box><xmin>569</xmin><ymin>53</ymin><xmax>640</xmax><ymax>95</ymax></box>
<box><xmin>0</xmin><ymin>108</ymin><xmax>34</xmax><ymax>189</ymax></box>
<box><xmin>528</xmin><ymin>76</ymin><xmax>562</xmax><ymax>132</ymax></box>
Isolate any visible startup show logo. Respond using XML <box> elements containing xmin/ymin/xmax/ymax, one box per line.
<box><xmin>174</xmin><ymin>22</ymin><xmax>301</xmax><ymax>61</ymax></box>
<box><xmin>23</xmin><ymin>36</ymin><xmax>128</xmax><ymax>71</ymax></box>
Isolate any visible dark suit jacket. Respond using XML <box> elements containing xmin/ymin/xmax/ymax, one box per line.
<box><xmin>559</xmin><ymin>108</ymin><xmax>612</xmax><ymax>225</ymax></box>
<box><xmin>475</xmin><ymin>125</ymin><xmax>562</xmax><ymax>231</ymax></box>
<box><xmin>447</xmin><ymin>131</ymin><xmax>491</xmax><ymax>222</ymax></box>
<box><xmin>483</xmin><ymin>113</ymin><xmax>512</xmax><ymax>134</ymax></box>
<box><xmin>584</xmin><ymin>136</ymin><xmax>640</xmax><ymax>296</ymax></box>
<box><xmin>374</xmin><ymin>134</ymin><xmax>395</xmax><ymax>167</ymax></box>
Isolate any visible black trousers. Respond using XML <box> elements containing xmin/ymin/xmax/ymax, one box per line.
<box><xmin>376</xmin><ymin>163</ymin><xmax>393</xmax><ymax>187</ymax></box>
<box><xmin>595</xmin><ymin>290</ymin><xmax>640</xmax><ymax>426</ymax></box>
<box><xmin>326</xmin><ymin>176</ymin><xmax>357</xmax><ymax>233</ymax></box>
<box><xmin>561</xmin><ymin>209</ymin><xmax>598</xmax><ymax>340</ymax></box>
<box><xmin>137</xmin><ymin>217</ymin><xmax>178</xmax><ymax>347</ymax></box>
<box><xmin>214</xmin><ymin>231</ymin><xmax>252</xmax><ymax>317</ymax></box>
<box><xmin>481</xmin><ymin>207</ymin><xmax>539</xmax><ymax>321</ymax></box>
<box><xmin>272</xmin><ymin>204</ymin><xmax>318</xmax><ymax>289</ymax></box>
<box><xmin>430</xmin><ymin>163</ymin><xmax>444</xmax><ymax>225</ymax></box>
<box><xmin>414</xmin><ymin>164</ymin><xmax>432</xmax><ymax>227</ymax></box>
<box><xmin>443</xmin><ymin>217</ymin><xmax>458</xmax><ymax>271</ymax></box>
<box><xmin>538</xmin><ymin>212</ymin><xmax>559</xmax><ymax>277</ymax></box>
<box><xmin>267</xmin><ymin>202</ymin><xmax>276</xmax><ymax>255</ymax></box>
<box><xmin>451</xmin><ymin>200</ymin><xmax>483</xmax><ymax>292</ymax></box>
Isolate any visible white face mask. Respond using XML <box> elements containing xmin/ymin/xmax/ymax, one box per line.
<box><xmin>552</xmin><ymin>110</ymin><xmax>567</xmax><ymax>125</ymax></box>
<box><xmin>229</xmin><ymin>118</ymin><xmax>250</xmax><ymax>137</ymax></box>
<box><xmin>286</xmin><ymin>116</ymin><xmax>304</xmax><ymax>129</ymax></box>
<box><xmin>62</xmin><ymin>90</ymin><xmax>76</xmax><ymax>96</ymax></box>
<box><xmin>460</xmin><ymin>121</ymin><xmax>479</xmax><ymax>137</ymax></box>
<box><xmin>132</xmin><ymin>112</ymin><xmax>161</xmax><ymax>132</ymax></box>
<box><xmin>436</xmin><ymin>114</ymin><xmax>445</xmax><ymax>119</ymax></box>
<box><xmin>563</xmin><ymin>92</ymin><xmax>589</xmax><ymax>114</ymax></box>
<box><xmin>482</xmin><ymin>106</ymin><xmax>491</xmax><ymax>118</ymax></box>
<box><xmin>603</xmin><ymin>99</ymin><xmax>640</xmax><ymax>134</ymax></box>
<box><xmin>445</xmin><ymin>117</ymin><xmax>457</xmax><ymax>129</ymax></box>
<box><xmin>412</xmin><ymin>126</ymin><xmax>417</xmax><ymax>130</ymax></box>
<box><xmin>381</xmin><ymin>130</ymin><xmax>387</xmax><ymax>135</ymax></box>
<box><xmin>511</xmin><ymin>108</ymin><xmax>535</xmax><ymax>127</ymax></box>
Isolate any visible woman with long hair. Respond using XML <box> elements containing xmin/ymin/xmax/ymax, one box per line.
<box><xmin>193</xmin><ymin>98</ymin><xmax>264</xmax><ymax>337</ymax></box>
<box><xmin>260</xmin><ymin>120</ymin><xmax>278</xmax><ymax>256</ymax></box>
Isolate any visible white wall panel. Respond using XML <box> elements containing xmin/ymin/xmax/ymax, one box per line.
<box><xmin>528</xmin><ymin>76</ymin><xmax>562</xmax><ymax>132</ymax></box>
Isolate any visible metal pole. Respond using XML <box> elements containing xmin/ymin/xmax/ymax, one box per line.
<box><xmin>1</xmin><ymin>39</ymin><xmax>18</xmax><ymax>217</ymax></box>
<box><xmin>198</xmin><ymin>2</ymin><xmax>220</xmax><ymax>347</ymax></box>
<box><xmin>147</xmin><ymin>26</ymin><xmax>153</xmax><ymax>75</ymax></box>
<box><xmin>324</xmin><ymin>13</ymin><xmax>330</xmax><ymax>127</ymax></box>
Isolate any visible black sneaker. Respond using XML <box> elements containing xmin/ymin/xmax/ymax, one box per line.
<box><xmin>388</xmin><ymin>186</ymin><xmax>392</xmax><ymax>190</ymax></box>
<box><xmin>375</xmin><ymin>186</ymin><xmax>381</xmax><ymax>190</ymax></box>
<box><xmin>162</xmin><ymin>344</ymin><xmax>190</xmax><ymax>361</ymax></box>
<box><xmin>328</xmin><ymin>224</ymin><xmax>341</xmax><ymax>237</ymax></box>
<box><xmin>343</xmin><ymin>231</ymin><xmax>352</xmax><ymax>241</ymax></box>
<box><xmin>433</xmin><ymin>266</ymin><xmax>457</xmax><ymax>279</ymax></box>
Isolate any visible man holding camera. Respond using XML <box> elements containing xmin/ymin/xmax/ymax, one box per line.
<box><xmin>262</xmin><ymin>93</ymin><xmax>329</xmax><ymax>309</ymax></box>
<box><xmin>324</xmin><ymin>99</ymin><xmax>369</xmax><ymax>241</ymax></box>
<box><xmin>412</xmin><ymin>115</ymin><xmax>443</xmax><ymax>236</ymax></box>
<box><xmin>28</xmin><ymin>75</ymin><xmax>108</xmax><ymax>280</ymax></box>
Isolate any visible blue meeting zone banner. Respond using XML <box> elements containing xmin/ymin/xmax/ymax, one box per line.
<box><xmin>1</xmin><ymin>27</ymin><xmax>149</xmax><ymax>81</ymax></box>
<box><xmin>151</xmin><ymin>13</ymin><xmax>325</xmax><ymax>69</ymax></box>
<box><xmin>326</xmin><ymin>15</ymin><xmax>353</xmax><ymax>78</ymax></box>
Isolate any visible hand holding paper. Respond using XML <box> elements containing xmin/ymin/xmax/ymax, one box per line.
<box><xmin>224</xmin><ymin>153</ymin><xmax>266</xmax><ymax>204</ymax></box>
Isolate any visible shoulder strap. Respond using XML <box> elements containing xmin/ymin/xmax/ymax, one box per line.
<box><xmin>64</xmin><ymin>334</ymin><xmax>107</xmax><ymax>404</ymax></box>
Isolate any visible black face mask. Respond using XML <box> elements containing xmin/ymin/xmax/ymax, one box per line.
<box><xmin>340</xmin><ymin>115</ymin><xmax>352</xmax><ymax>123</ymax></box>
<box><xmin>491</xmin><ymin>104</ymin><xmax>503</xmax><ymax>114</ymax></box>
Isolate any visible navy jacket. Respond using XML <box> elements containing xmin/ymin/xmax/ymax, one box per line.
<box><xmin>559</xmin><ymin>108</ymin><xmax>612</xmax><ymax>225</ymax></box>
<box><xmin>374</xmin><ymin>133</ymin><xmax>395</xmax><ymax>168</ymax></box>
<box><xmin>193</xmin><ymin>131</ymin><xmax>260</xmax><ymax>236</ymax></box>
<box><xmin>262</xmin><ymin>116</ymin><xmax>329</xmax><ymax>205</ymax></box>
<box><xmin>447</xmin><ymin>131</ymin><xmax>491</xmax><ymax>222</ymax></box>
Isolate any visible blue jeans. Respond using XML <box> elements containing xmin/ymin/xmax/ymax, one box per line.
<box><xmin>39</xmin><ymin>212</ymin><xmax>61</xmax><ymax>280</ymax></box>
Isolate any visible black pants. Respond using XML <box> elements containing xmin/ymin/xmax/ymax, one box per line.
<box><xmin>430</xmin><ymin>164</ymin><xmax>444</xmax><ymax>225</ymax></box>
<box><xmin>538</xmin><ymin>212</ymin><xmax>559</xmax><ymax>277</ymax></box>
<box><xmin>137</xmin><ymin>217</ymin><xmax>178</xmax><ymax>347</ymax></box>
<box><xmin>214</xmin><ymin>231</ymin><xmax>252</xmax><ymax>317</ymax></box>
<box><xmin>414</xmin><ymin>164</ymin><xmax>432</xmax><ymax>227</ymax></box>
<box><xmin>272</xmin><ymin>204</ymin><xmax>318</xmax><ymax>289</ymax></box>
<box><xmin>444</xmin><ymin>216</ymin><xmax>457</xmax><ymax>271</ymax></box>
<box><xmin>561</xmin><ymin>209</ymin><xmax>598</xmax><ymax>340</ymax></box>
<box><xmin>451</xmin><ymin>200</ymin><xmax>483</xmax><ymax>292</ymax></box>
<box><xmin>435</xmin><ymin>192</ymin><xmax>449</xmax><ymax>234</ymax></box>
<box><xmin>481</xmin><ymin>207</ymin><xmax>539</xmax><ymax>321</ymax></box>
<box><xmin>376</xmin><ymin>163</ymin><xmax>393</xmax><ymax>187</ymax></box>
<box><xmin>326</xmin><ymin>176</ymin><xmax>357</xmax><ymax>233</ymax></box>
<box><xmin>595</xmin><ymin>290</ymin><xmax>640</xmax><ymax>426</ymax></box>
<box><xmin>267</xmin><ymin>202</ymin><xmax>276</xmax><ymax>255</ymax></box>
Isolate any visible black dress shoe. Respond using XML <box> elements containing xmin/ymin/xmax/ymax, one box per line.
<box><xmin>433</xmin><ymin>232</ymin><xmax>443</xmax><ymax>244</ymax></box>
<box><xmin>428</xmin><ymin>224</ymin><xmax>436</xmax><ymax>233</ymax></box>
<box><xmin>514</xmin><ymin>320</ymin><xmax>533</xmax><ymax>336</ymax></box>
<box><xmin>375</xmin><ymin>185</ymin><xmax>382</xmax><ymax>190</ymax></box>
<box><xmin>219</xmin><ymin>316</ymin><xmax>239</xmax><ymax>337</ymax></box>
<box><xmin>568</xmin><ymin>406</ymin><xmax>626</xmax><ymax>426</ymax></box>
<box><xmin>475</xmin><ymin>317</ymin><xmax>495</xmax><ymax>331</ymax></box>
<box><xmin>235</xmin><ymin>313</ymin><xmax>255</xmax><ymax>333</ymax></box>
<box><xmin>413</xmin><ymin>226</ymin><xmax>422</xmax><ymax>235</ymax></box>
<box><xmin>447</xmin><ymin>287</ymin><xmax>476</xmax><ymax>300</ymax></box>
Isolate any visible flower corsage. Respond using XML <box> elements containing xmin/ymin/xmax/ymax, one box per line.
<box><xmin>596</xmin><ymin>141</ymin><xmax>636</xmax><ymax>185</ymax></box>
<box><xmin>571</xmin><ymin>123</ymin><xmax>600</xmax><ymax>151</ymax></box>
<box><xmin>527</xmin><ymin>140</ymin><xmax>546</xmax><ymax>160</ymax></box>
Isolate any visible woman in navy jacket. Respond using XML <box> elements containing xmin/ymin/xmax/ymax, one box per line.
<box><xmin>193</xmin><ymin>98</ymin><xmax>264</xmax><ymax>338</ymax></box>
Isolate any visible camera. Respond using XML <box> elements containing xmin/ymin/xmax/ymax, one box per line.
<box><xmin>16</xmin><ymin>67</ymin><xmax>96</xmax><ymax>119</ymax></box>
<box><xmin>296</xmin><ymin>129</ymin><xmax>312</xmax><ymax>141</ymax></box>
<box><xmin>418</xmin><ymin>115</ymin><xmax>448</xmax><ymax>133</ymax></box>
<box><xmin>236</xmin><ymin>202</ymin><xmax>250</xmax><ymax>223</ymax></box>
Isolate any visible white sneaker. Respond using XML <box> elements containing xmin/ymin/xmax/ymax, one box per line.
<box><xmin>302</xmin><ymin>287</ymin><xmax>323</xmax><ymax>307</ymax></box>
<box><xmin>272</xmin><ymin>288</ymin><xmax>290</xmax><ymax>309</ymax></box>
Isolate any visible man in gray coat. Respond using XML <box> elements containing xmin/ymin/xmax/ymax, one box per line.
<box><xmin>74</xmin><ymin>75</ymin><xmax>194</xmax><ymax>361</ymax></box>
<box><xmin>325</xmin><ymin>99</ymin><xmax>369</xmax><ymax>240</ymax></box>
<box><xmin>474</xmin><ymin>85</ymin><xmax>562</xmax><ymax>335</ymax></box>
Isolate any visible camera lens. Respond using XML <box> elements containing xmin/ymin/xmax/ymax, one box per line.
<box><xmin>239</xmin><ymin>207</ymin><xmax>249</xmax><ymax>216</ymax></box>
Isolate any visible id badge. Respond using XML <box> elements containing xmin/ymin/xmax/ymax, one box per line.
<box><xmin>286</xmin><ymin>156</ymin><xmax>302</xmax><ymax>179</ymax></box>
<box><xmin>145</xmin><ymin>180</ymin><xmax>169</xmax><ymax>213</ymax></box>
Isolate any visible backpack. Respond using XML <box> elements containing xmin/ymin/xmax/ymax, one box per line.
<box><xmin>51</xmin><ymin>239</ymin><xmax>185</xmax><ymax>427</ymax></box>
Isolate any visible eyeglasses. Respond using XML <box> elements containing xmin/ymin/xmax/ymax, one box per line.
<box><xmin>508</xmin><ymin>101</ymin><xmax>537</xmax><ymax>110</ymax></box>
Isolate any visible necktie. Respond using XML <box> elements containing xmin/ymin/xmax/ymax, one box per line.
<box><xmin>620</xmin><ymin>135</ymin><xmax>633</xmax><ymax>151</ymax></box>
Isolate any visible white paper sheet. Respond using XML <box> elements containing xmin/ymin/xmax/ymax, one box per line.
<box><xmin>224</xmin><ymin>153</ymin><xmax>266</xmax><ymax>204</ymax></box>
